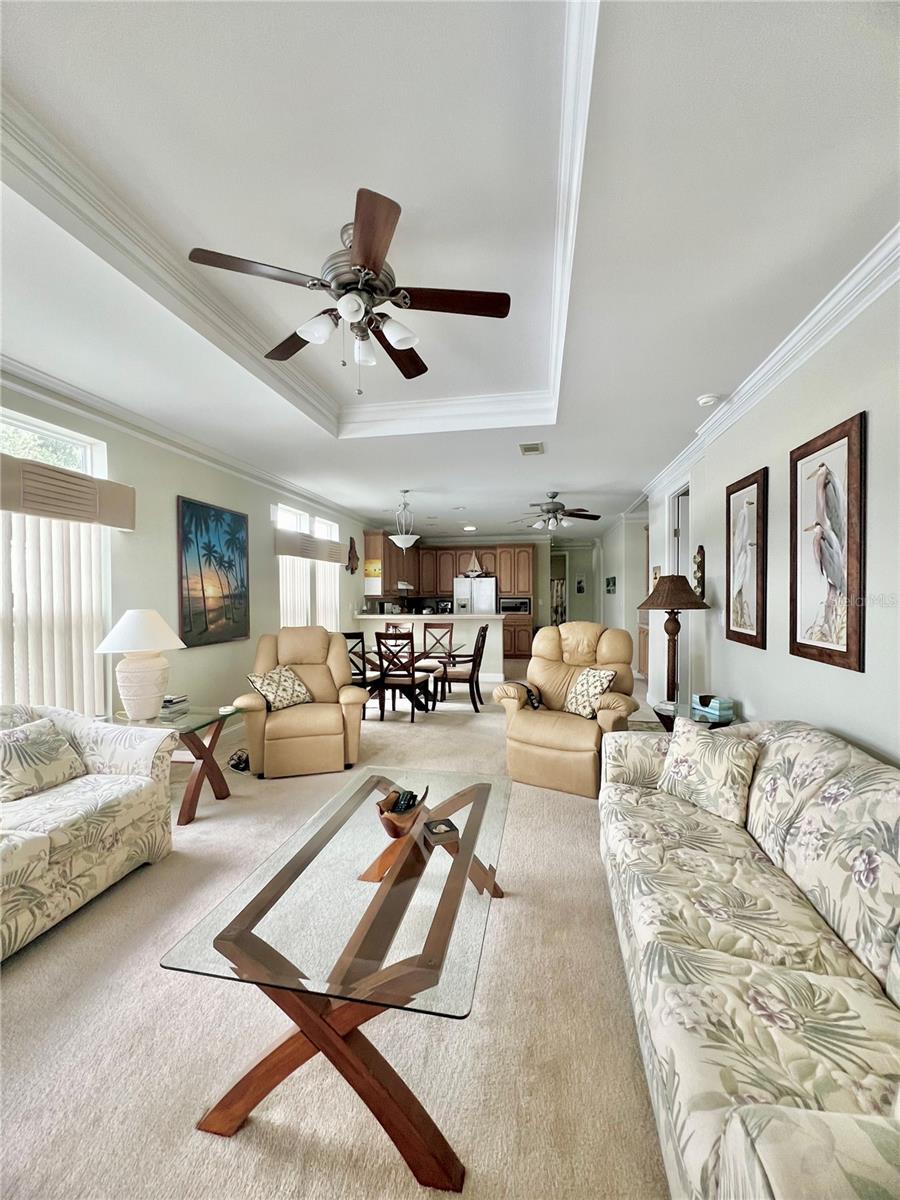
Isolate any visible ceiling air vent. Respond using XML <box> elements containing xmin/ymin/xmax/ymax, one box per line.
<box><xmin>518</xmin><ymin>441</ymin><xmax>544</xmax><ymax>457</ymax></box>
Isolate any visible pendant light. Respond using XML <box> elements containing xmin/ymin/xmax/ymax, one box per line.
<box><xmin>389</xmin><ymin>489</ymin><xmax>419</xmax><ymax>552</ymax></box>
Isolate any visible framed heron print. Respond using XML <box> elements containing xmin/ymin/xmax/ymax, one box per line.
<box><xmin>789</xmin><ymin>412</ymin><xmax>866</xmax><ymax>671</ymax></box>
<box><xmin>725</xmin><ymin>467</ymin><xmax>767</xmax><ymax>648</ymax></box>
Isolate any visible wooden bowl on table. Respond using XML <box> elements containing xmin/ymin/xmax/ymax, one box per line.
<box><xmin>377</xmin><ymin>786</ymin><xmax>429</xmax><ymax>838</ymax></box>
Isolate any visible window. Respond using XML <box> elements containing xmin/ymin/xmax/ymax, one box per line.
<box><xmin>313</xmin><ymin>516</ymin><xmax>341</xmax><ymax>631</ymax></box>
<box><xmin>275</xmin><ymin>505</ymin><xmax>341</xmax><ymax>632</ymax></box>
<box><xmin>277</xmin><ymin>504</ymin><xmax>311</xmax><ymax>627</ymax></box>
<box><xmin>1</xmin><ymin>411</ymin><xmax>108</xmax><ymax>714</ymax></box>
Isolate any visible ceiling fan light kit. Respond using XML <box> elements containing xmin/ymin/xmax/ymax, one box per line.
<box><xmin>296</xmin><ymin>310</ymin><xmax>338</xmax><ymax>344</ymax></box>
<box><xmin>520</xmin><ymin>491</ymin><xmax>602</xmax><ymax>532</ymax></box>
<box><xmin>189</xmin><ymin>187</ymin><xmax>511</xmax><ymax>391</ymax></box>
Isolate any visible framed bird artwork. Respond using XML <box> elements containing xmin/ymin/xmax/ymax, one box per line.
<box><xmin>789</xmin><ymin>411</ymin><xmax>866</xmax><ymax>671</ymax></box>
<box><xmin>726</xmin><ymin>467</ymin><xmax>768</xmax><ymax>649</ymax></box>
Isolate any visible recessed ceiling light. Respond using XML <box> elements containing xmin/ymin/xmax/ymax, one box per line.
<box><xmin>452</xmin><ymin>506</ymin><xmax>466</xmax><ymax>511</ymax></box>
<box><xmin>696</xmin><ymin>393</ymin><xmax>721</xmax><ymax>408</ymax></box>
<box><xmin>463</xmin><ymin>524</ymin><xmax>477</xmax><ymax>532</ymax></box>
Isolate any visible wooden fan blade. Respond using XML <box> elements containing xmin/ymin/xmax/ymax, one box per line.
<box><xmin>562</xmin><ymin>509</ymin><xmax>601</xmax><ymax>520</ymax></box>
<box><xmin>264</xmin><ymin>331</ymin><xmax>309</xmax><ymax>361</ymax></box>
<box><xmin>189</xmin><ymin>248</ymin><xmax>322</xmax><ymax>288</ymax></box>
<box><xmin>392</xmin><ymin>287</ymin><xmax>510</xmax><ymax>318</ymax></box>
<box><xmin>350</xmin><ymin>189</ymin><xmax>401</xmax><ymax>276</ymax></box>
<box><xmin>372</xmin><ymin>326</ymin><xmax>428</xmax><ymax>379</ymax></box>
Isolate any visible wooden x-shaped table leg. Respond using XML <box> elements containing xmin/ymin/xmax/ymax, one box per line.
<box><xmin>197</xmin><ymin>986</ymin><xmax>465</xmax><ymax>1192</ymax></box>
<box><xmin>176</xmin><ymin>718</ymin><xmax>230</xmax><ymax>826</ymax></box>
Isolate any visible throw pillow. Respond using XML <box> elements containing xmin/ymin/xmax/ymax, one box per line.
<box><xmin>0</xmin><ymin>717</ymin><xmax>86</xmax><ymax>802</ymax></box>
<box><xmin>247</xmin><ymin>665</ymin><xmax>313</xmax><ymax>711</ymax></box>
<box><xmin>658</xmin><ymin>716</ymin><xmax>760</xmax><ymax>825</ymax></box>
<box><xmin>563</xmin><ymin>667</ymin><xmax>617</xmax><ymax>719</ymax></box>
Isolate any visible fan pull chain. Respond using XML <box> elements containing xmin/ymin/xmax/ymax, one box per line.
<box><xmin>356</xmin><ymin>358</ymin><xmax>362</xmax><ymax>397</ymax></box>
<box><xmin>340</xmin><ymin>321</ymin><xmax>347</xmax><ymax>368</ymax></box>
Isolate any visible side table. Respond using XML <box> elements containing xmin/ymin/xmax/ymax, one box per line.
<box><xmin>652</xmin><ymin>702</ymin><xmax>734</xmax><ymax>733</ymax></box>
<box><xmin>104</xmin><ymin>707</ymin><xmax>237</xmax><ymax>825</ymax></box>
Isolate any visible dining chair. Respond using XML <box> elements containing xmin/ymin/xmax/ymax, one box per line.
<box><xmin>440</xmin><ymin>624</ymin><xmax>489</xmax><ymax>713</ymax></box>
<box><xmin>341</xmin><ymin>632</ymin><xmax>382</xmax><ymax>720</ymax></box>
<box><xmin>374</xmin><ymin>631</ymin><xmax>432</xmax><ymax>722</ymax></box>
<box><xmin>418</xmin><ymin>621</ymin><xmax>454</xmax><ymax>709</ymax></box>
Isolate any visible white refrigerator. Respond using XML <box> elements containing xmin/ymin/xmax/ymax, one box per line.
<box><xmin>453</xmin><ymin>576</ymin><xmax>497</xmax><ymax>614</ymax></box>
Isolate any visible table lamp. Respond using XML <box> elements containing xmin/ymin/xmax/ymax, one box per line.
<box><xmin>638</xmin><ymin>575</ymin><xmax>709</xmax><ymax>703</ymax></box>
<box><xmin>96</xmin><ymin>609</ymin><xmax>186</xmax><ymax>720</ymax></box>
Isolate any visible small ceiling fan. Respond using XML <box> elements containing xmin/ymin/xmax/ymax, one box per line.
<box><xmin>188</xmin><ymin>187</ymin><xmax>510</xmax><ymax>382</ymax></box>
<box><xmin>511</xmin><ymin>491</ymin><xmax>602</xmax><ymax>531</ymax></box>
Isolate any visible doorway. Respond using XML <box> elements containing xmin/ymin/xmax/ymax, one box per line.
<box><xmin>550</xmin><ymin>552</ymin><xmax>567</xmax><ymax>625</ymax></box>
<box><xmin>672</xmin><ymin>487</ymin><xmax>690</xmax><ymax>701</ymax></box>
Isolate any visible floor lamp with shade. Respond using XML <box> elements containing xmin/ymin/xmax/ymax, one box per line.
<box><xmin>96</xmin><ymin>609</ymin><xmax>185</xmax><ymax>720</ymax></box>
<box><xmin>638</xmin><ymin>575</ymin><xmax>709</xmax><ymax>703</ymax></box>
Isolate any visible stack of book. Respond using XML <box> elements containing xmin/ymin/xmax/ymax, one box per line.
<box><xmin>162</xmin><ymin>694</ymin><xmax>190</xmax><ymax>717</ymax></box>
<box><xmin>691</xmin><ymin>694</ymin><xmax>734</xmax><ymax>721</ymax></box>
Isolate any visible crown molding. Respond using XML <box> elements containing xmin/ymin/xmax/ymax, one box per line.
<box><xmin>0</xmin><ymin>89</ymin><xmax>340</xmax><ymax>436</ymax></box>
<box><xmin>645</xmin><ymin>223</ymin><xmax>900</xmax><ymax>498</ymax></box>
<box><xmin>0</xmin><ymin>356</ymin><xmax>367</xmax><ymax>527</ymax></box>
<box><xmin>546</xmin><ymin>1</ymin><xmax>599</xmax><ymax>422</ymax></box>
<box><xmin>338</xmin><ymin>389</ymin><xmax>554</xmax><ymax>439</ymax></box>
<box><xmin>0</xmin><ymin>8</ymin><xmax>598</xmax><ymax>441</ymax></box>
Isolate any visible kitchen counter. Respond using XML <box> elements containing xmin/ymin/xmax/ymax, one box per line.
<box><xmin>352</xmin><ymin>612</ymin><xmax>507</xmax><ymax>681</ymax></box>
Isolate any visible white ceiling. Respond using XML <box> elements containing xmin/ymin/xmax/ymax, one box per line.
<box><xmin>1</xmin><ymin>1</ymin><xmax>898</xmax><ymax>541</ymax></box>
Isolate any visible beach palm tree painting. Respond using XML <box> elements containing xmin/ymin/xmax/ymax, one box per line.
<box><xmin>178</xmin><ymin>497</ymin><xmax>249</xmax><ymax>646</ymax></box>
<box><xmin>789</xmin><ymin>412</ymin><xmax>866</xmax><ymax>672</ymax></box>
<box><xmin>725</xmin><ymin>468</ymin><xmax>767</xmax><ymax>649</ymax></box>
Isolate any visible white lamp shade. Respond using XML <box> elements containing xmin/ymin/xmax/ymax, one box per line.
<box><xmin>337</xmin><ymin>292</ymin><xmax>367</xmax><ymax>323</ymax></box>
<box><xmin>354</xmin><ymin>336</ymin><xmax>377</xmax><ymax>367</ymax></box>
<box><xmin>296</xmin><ymin>312</ymin><xmax>336</xmax><ymax>344</ymax></box>
<box><xmin>381</xmin><ymin>318</ymin><xmax>419</xmax><ymax>350</ymax></box>
<box><xmin>389</xmin><ymin>533</ymin><xmax>419</xmax><ymax>550</ymax></box>
<box><xmin>531</xmin><ymin>518</ymin><xmax>546</xmax><ymax>530</ymax></box>
<box><xmin>96</xmin><ymin>609</ymin><xmax>185</xmax><ymax>654</ymax></box>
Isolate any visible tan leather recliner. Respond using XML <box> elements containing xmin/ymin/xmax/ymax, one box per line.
<box><xmin>492</xmin><ymin>621</ymin><xmax>639</xmax><ymax>798</ymax></box>
<box><xmin>234</xmin><ymin>627</ymin><xmax>369</xmax><ymax>779</ymax></box>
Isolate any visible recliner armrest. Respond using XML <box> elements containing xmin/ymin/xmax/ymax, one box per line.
<box><xmin>595</xmin><ymin>691</ymin><xmax>640</xmax><ymax>717</ymax></box>
<box><xmin>234</xmin><ymin>691</ymin><xmax>266</xmax><ymax>712</ymax></box>
<box><xmin>338</xmin><ymin>686</ymin><xmax>370</xmax><ymax>707</ymax></box>
<box><xmin>492</xmin><ymin>681</ymin><xmax>532</xmax><ymax>709</ymax></box>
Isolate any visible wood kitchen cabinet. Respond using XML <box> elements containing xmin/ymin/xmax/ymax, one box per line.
<box><xmin>503</xmin><ymin>615</ymin><xmax>533</xmax><ymax>658</ymax></box>
<box><xmin>496</xmin><ymin>546</ymin><xmax>515</xmax><ymax>596</ymax></box>
<box><xmin>480</xmin><ymin>548</ymin><xmax>497</xmax><ymax>577</ymax></box>
<box><xmin>514</xmin><ymin>546</ymin><xmax>533</xmax><ymax>596</ymax></box>
<box><xmin>436</xmin><ymin>548</ymin><xmax>456</xmax><ymax>595</ymax></box>
<box><xmin>418</xmin><ymin>547</ymin><xmax>436</xmax><ymax>595</ymax></box>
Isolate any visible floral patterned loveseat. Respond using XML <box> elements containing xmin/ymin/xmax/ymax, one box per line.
<box><xmin>1</xmin><ymin>705</ymin><xmax>178</xmax><ymax>959</ymax></box>
<box><xmin>599</xmin><ymin>720</ymin><xmax>900</xmax><ymax>1200</ymax></box>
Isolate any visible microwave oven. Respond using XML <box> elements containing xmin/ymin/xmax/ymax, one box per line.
<box><xmin>500</xmin><ymin>597</ymin><xmax>531</xmax><ymax>615</ymax></box>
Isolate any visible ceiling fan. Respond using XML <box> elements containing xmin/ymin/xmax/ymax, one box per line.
<box><xmin>188</xmin><ymin>187</ymin><xmax>511</xmax><ymax>383</ymax></box>
<box><xmin>511</xmin><ymin>491</ymin><xmax>602</xmax><ymax>532</ymax></box>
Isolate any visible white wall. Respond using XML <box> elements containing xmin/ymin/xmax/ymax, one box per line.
<box><xmin>2</xmin><ymin>385</ymin><xmax>366</xmax><ymax>709</ymax></box>
<box><xmin>648</xmin><ymin>286</ymin><xmax>899</xmax><ymax>761</ymax></box>
<box><xmin>601</xmin><ymin>515</ymin><xmax>647</xmax><ymax>650</ymax></box>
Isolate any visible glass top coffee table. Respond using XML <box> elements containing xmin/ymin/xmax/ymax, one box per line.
<box><xmin>104</xmin><ymin>707</ymin><xmax>237</xmax><ymax>826</ymax></box>
<box><xmin>162</xmin><ymin>766</ymin><xmax>509</xmax><ymax>1192</ymax></box>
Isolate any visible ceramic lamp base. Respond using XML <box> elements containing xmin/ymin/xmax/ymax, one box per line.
<box><xmin>116</xmin><ymin>651</ymin><xmax>170</xmax><ymax>720</ymax></box>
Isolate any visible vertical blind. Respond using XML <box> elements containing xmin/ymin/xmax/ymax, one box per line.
<box><xmin>0</xmin><ymin>509</ymin><xmax>107</xmax><ymax>714</ymax></box>
<box><xmin>313</xmin><ymin>516</ymin><xmax>340</xmax><ymax>631</ymax></box>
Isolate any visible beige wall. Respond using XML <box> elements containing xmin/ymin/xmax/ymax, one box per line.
<box><xmin>600</xmin><ymin>516</ymin><xmax>647</xmax><ymax>645</ymax></box>
<box><xmin>2</xmin><ymin>386</ymin><xmax>366</xmax><ymax>709</ymax></box>
<box><xmin>647</xmin><ymin>286</ymin><xmax>899</xmax><ymax>761</ymax></box>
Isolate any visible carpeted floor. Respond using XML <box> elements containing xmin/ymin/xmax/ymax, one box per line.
<box><xmin>1</xmin><ymin>691</ymin><xmax>667</xmax><ymax>1200</ymax></box>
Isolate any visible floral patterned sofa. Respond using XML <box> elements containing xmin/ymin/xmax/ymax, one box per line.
<box><xmin>1</xmin><ymin>704</ymin><xmax>178</xmax><ymax>959</ymax></box>
<box><xmin>599</xmin><ymin>720</ymin><xmax>900</xmax><ymax>1200</ymax></box>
